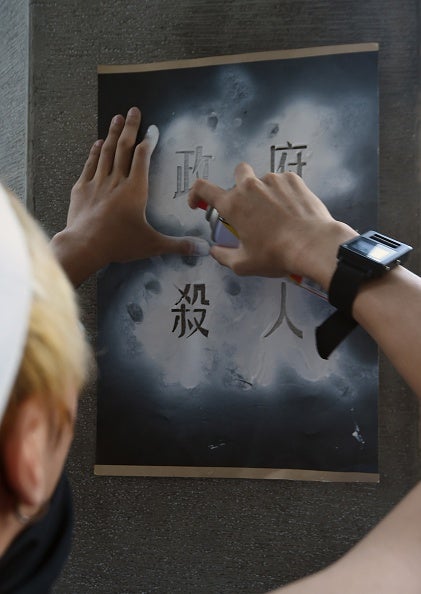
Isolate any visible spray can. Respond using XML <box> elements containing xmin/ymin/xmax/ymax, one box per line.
<box><xmin>205</xmin><ymin>205</ymin><xmax>240</xmax><ymax>248</ymax></box>
<box><xmin>196</xmin><ymin>199</ymin><xmax>327</xmax><ymax>300</ymax></box>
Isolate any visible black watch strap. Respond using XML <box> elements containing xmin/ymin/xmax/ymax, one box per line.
<box><xmin>316</xmin><ymin>310</ymin><xmax>358</xmax><ymax>360</ymax></box>
<box><xmin>316</xmin><ymin>261</ymin><xmax>369</xmax><ymax>359</ymax></box>
<box><xmin>328</xmin><ymin>261</ymin><xmax>371</xmax><ymax>317</ymax></box>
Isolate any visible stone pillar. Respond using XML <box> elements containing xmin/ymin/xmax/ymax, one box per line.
<box><xmin>0</xmin><ymin>0</ymin><xmax>29</xmax><ymax>204</ymax></box>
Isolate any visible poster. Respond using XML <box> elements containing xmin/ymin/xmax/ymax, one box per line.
<box><xmin>95</xmin><ymin>44</ymin><xmax>379</xmax><ymax>481</ymax></box>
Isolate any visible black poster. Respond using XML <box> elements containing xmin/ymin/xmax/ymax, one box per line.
<box><xmin>96</xmin><ymin>44</ymin><xmax>379</xmax><ymax>481</ymax></box>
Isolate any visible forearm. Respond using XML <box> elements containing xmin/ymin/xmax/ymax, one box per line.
<box><xmin>351</xmin><ymin>265</ymin><xmax>421</xmax><ymax>397</ymax></box>
<box><xmin>293</xmin><ymin>221</ymin><xmax>421</xmax><ymax>396</ymax></box>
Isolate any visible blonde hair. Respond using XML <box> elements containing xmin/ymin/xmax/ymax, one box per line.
<box><xmin>0</xmin><ymin>191</ymin><xmax>91</xmax><ymax>441</ymax></box>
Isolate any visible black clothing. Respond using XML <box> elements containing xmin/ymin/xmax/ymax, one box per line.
<box><xmin>0</xmin><ymin>473</ymin><xmax>72</xmax><ymax>593</ymax></box>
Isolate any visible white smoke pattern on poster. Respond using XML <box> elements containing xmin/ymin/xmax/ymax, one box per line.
<box><xmin>116</xmin><ymin>67</ymin><xmax>377</xmax><ymax>396</ymax></box>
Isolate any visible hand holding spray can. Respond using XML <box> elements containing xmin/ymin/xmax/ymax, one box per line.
<box><xmin>196</xmin><ymin>200</ymin><xmax>327</xmax><ymax>300</ymax></box>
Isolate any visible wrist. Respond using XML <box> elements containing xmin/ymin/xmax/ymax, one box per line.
<box><xmin>292</xmin><ymin>221</ymin><xmax>358</xmax><ymax>292</ymax></box>
<box><xmin>328</xmin><ymin>230</ymin><xmax>413</xmax><ymax>316</ymax></box>
<box><xmin>316</xmin><ymin>230</ymin><xmax>413</xmax><ymax>359</ymax></box>
<box><xmin>50</xmin><ymin>228</ymin><xmax>105</xmax><ymax>288</ymax></box>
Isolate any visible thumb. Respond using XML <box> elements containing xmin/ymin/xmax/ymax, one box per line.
<box><xmin>210</xmin><ymin>244</ymin><xmax>243</xmax><ymax>271</ymax></box>
<box><xmin>156</xmin><ymin>234</ymin><xmax>210</xmax><ymax>257</ymax></box>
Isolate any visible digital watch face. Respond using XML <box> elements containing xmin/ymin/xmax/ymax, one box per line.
<box><xmin>350</xmin><ymin>237</ymin><xmax>393</xmax><ymax>263</ymax></box>
<box><xmin>344</xmin><ymin>232</ymin><xmax>413</xmax><ymax>269</ymax></box>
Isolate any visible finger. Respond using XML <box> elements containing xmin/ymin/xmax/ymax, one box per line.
<box><xmin>129</xmin><ymin>124</ymin><xmax>159</xmax><ymax>188</ymax></box>
<box><xmin>156</xmin><ymin>234</ymin><xmax>210</xmax><ymax>257</ymax></box>
<box><xmin>95</xmin><ymin>114</ymin><xmax>125</xmax><ymax>179</ymax></box>
<box><xmin>77</xmin><ymin>139</ymin><xmax>104</xmax><ymax>183</ymax></box>
<box><xmin>135</xmin><ymin>226</ymin><xmax>210</xmax><ymax>258</ymax></box>
<box><xmin>188</xmin><ymin>179</ymin><xmax>227</xmax><ymax>210</ymax></box>
<box><xmin>113</xmin><ymin>107</ymin><xmax>141</xmax><ymax>177</ymax></box>
<box><xmin>209</xmin><ymin>244</ymin><xmax>242</xmax><ymax>270</ymax></box>
<box><xmin>234</xmin><ymin>162</ymin><xmax>256</xmax><ymax>185</ymax></box>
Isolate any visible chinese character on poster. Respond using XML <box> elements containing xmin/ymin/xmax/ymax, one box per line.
<box><xmin>95</xmin><ymin>44</ymin><xmax>379</xmax><ymax>481</ymax></box>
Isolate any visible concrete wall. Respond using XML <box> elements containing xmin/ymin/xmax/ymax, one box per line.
<box><xmin>0</xmin><ymin>0</ymin><xmax>28</xmax><ymax>203</ymax></box>
<box><xmin>1</xmin><ymin>0</ymin><xmax>420</xmax><ymax>592</ymax></box>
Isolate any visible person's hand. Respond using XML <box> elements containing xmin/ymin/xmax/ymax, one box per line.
<box><xmin>188</xmin><ymin>163</ymin><xmax>357</xmax><ymax>291</ymax></box>
<box><xmin>51</xmin><ymin>107</ymin><xmax>209</xmax><ymax>287</ymax></box>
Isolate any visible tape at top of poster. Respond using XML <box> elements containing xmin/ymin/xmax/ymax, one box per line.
<box><xmin>98</xmin><ymin>43</ymin><xmax>379</xmax><ymax>74</ymax></box>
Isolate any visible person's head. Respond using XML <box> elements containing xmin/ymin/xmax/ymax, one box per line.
<box><xmin>0</xmin><ymin>184</ymin><xmax>90</xmax><ymax>549</ymax></box>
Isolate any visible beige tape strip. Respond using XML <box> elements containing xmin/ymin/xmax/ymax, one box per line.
<box><xmin>94</xmin><ymin>465</ymin><xmax>379</xmax><ymax>483</ymax></box>
<box><xmin>98</xmin><ymin>43</ymin><xmax>379</xmax><ymax>74</ymax></box>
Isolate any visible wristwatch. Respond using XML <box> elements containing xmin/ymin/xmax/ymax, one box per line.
<box><xmin>316</xmin><ymin>230</ymin><xmax>412</xmax><ymax>359</ymax></box>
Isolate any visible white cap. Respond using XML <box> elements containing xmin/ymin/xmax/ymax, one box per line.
<box><xmin>0</xmin><ymin>183</ymin><xmax>32</xmax><ymax>425</ymax></box>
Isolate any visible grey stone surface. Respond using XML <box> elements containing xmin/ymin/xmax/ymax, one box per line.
<box><xmin>0</xmin><ymin>0</ymin><xmax>29</xmax><ymax>203</ymax></box>
<box><xmin>2</xmin><ymin>0</ymin><xmax>421</xmax><ymax>592</ymax></box>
